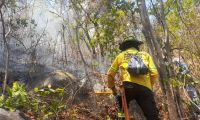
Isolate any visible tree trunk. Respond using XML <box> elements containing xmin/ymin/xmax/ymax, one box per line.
<box><xmin>137</xmin><ymin>0</ymin><xmax>179</xmax><ymax>119</ymax></box>
<box><xmin>75</xmin><ymin>27</ymin><xmax>91</xmax><ymax>88</ymax></box>
<box><xmin>0</xmin><ymin>9</ymin><xmax>10</xmax><ymax>95</ymax></box>
<box><xmin>75</xmin><ymin>27</ymin><xmax>88</xmax><ymax>67</ymax></box>
<box><xmin>62</xmin><ymin>24</ymin><xmax>68</xmax><ymax>65</ymax></box>
<box><xmin>159</xmin><ymin>0</ymin><xmax>172</xmax><ymax>62</ymax></box>
<box><xmin>0</xmin><ymin>0</ymin><xmax>5</xmax><ymax>9</ymax></box>
<box><xmin>159</xmin><ymin>0</ymin><xmax>185</xmax><ymax>118</ymax></box>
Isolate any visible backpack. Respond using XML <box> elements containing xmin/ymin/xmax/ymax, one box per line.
<box><xmin>127</xmin><ymin>52</ymin><xmax>149</xmax><ymax>75</ymax></box>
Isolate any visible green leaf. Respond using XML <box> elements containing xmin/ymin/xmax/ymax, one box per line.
<box><xmin>55</xmin><ymin>88</ymin><xmax>64</xmax><ymax>92</ymax></box>
<box><xmin>12</xmin><ymin>82</ymin><xmax>18</xmax><ymax>90</ymax></box>
<box><xmin>34</xmin><ymin>87</ymin><xmax>39</xmax><ymax>93</ymax></box>
<box><xmin>7</xmin><ymin>87</ymin><xmax>12</xmax><ymax>96</ymax></box>
<box><xmin>44</xmin><ymin>91</ymin><xmax>50</xmax><ymax>95</ymax></box>
<box><xmin>43</xmin><ymin>112</ymin><xmax>53</xmax><ymax>119</ymax></box>
<box><xmin>0</xmin><ymin>95</ymin><xmax>5</xmax><ymax>107</ymax></box>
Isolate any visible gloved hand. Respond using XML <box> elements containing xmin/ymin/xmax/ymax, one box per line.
<box><xmin>111</xmin><ymin>86</ymin><xmax>117</xmax><ymax>96</ymax></box>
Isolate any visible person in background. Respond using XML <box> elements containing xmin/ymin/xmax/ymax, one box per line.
<box><xmin>107</xmin><ymin>36</ymin><xmax>160</xmax><ymax>120</ymax></box>
<box><xmin>172</xmin><ymin>58</ymin><xmax>200</xmax><ymax>110</ymax></box>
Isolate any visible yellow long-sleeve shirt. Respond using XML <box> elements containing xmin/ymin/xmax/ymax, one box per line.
<box><xmin>107</xmin><ymin>48</ymin><xmax>158</xmax><ymax>90</ymax></box>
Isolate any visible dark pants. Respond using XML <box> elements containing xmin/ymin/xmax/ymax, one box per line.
<box><xmin>116</xmin><ymin>82</ymin><xmax>159</xmax><ymax>120</ymax></box>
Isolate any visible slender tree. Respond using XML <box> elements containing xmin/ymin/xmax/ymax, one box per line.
<box><xmin>0</xmin><ymin>0</ymin><xmax>11</xmax><ymax>94</ymax></box>
<box><xmin>158</xmin><ymin>0</ymin><xmax>185</xmax><ymax>118</ymax></box>
<box><xmin>137</xmin><ymin>0</ymin><xmax>179</xmax><ymax>119</ymax></box>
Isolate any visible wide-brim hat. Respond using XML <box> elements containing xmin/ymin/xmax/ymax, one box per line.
<box><xmin>119</xmin><ymin>37</ymin><xmax>143</xmax><ymax>51</ymax></box>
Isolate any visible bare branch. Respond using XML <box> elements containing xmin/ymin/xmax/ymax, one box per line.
<box><xmin>0</xmin><ymin>0</ymin><xmax>5</xmax><ymax>9</ymax></box>
<box><xmin>5</xmin><ymin>19</ymin><xmax>11</xmax><ymax>38</ymax></box>
<box><xmin>26</xmin><ymin>19</ymin><xmax>49</xmax><ymax>52</ymax></box>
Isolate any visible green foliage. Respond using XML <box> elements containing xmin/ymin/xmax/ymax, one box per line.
<box><xmin>169</xmin><ymin>78</ymin><xmax>184</xmax><ymax>88</ymax></box>
<box><xmin>90</xmin><ymin>3</ymin><xmax>128</xmax><ymax>57</ymax></box>
<box><xmin>0</xmin><ymin>82</ymin><xmax>28</xmax><ymax>111</ymax></box>
<box><xmin>114</xmin><ymin>0</ymin><xmax>135</xmax><ymax>12</ymax></box>
<box><xmin>153</xmin><ymin>0</ymin><xmax>200</xmax><ymax>79</ymax></box>
<box><xmin>193</xmin><ymin>0</ymin><xmax>200</xmax><ymax>5</ymax></box>
<box><xmin>0</xmin><ymin>82</ymin><xmax>67</xmax><ymax>119</ymax></box>
<box><xmin>85</xmin><ymin>0</ymin><xmax>140</xmax><ymax>60</ymax></box>
<box><xmin>32</xmin><ymin>86</ymin><xmax>66</xmax><ymax>119</ymax></box>
<box><xmin>16</xmin><ymin>18</ymin><xmax>28</xmax><ymax>27</ymax></box>
<box><xmin>6</xmin><ymin>0</ymin><xmax>16</xmax><ymax>8</ymax></box>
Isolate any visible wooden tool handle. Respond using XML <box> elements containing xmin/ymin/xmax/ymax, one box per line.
<box><xmin>120</xmin><ymin>86</ymin><xmax>131</xmax><ymax>120</ymax></box>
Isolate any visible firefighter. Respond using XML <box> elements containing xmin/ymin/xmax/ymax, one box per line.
<box><xmin>107</xmin><ymin>37</ymin><xmax>159</xmax><ymax>120</ymax></box>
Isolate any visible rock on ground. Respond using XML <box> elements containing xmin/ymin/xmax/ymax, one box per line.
<box><xmin>27</xmin><ymin>70</ymin><xmax>78</xmax><ymax>90</ymax></box>
<box><xmin>0</xmin><ymin>108</ymin><xmax>24</xmax><ymax>120</ymax></box>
